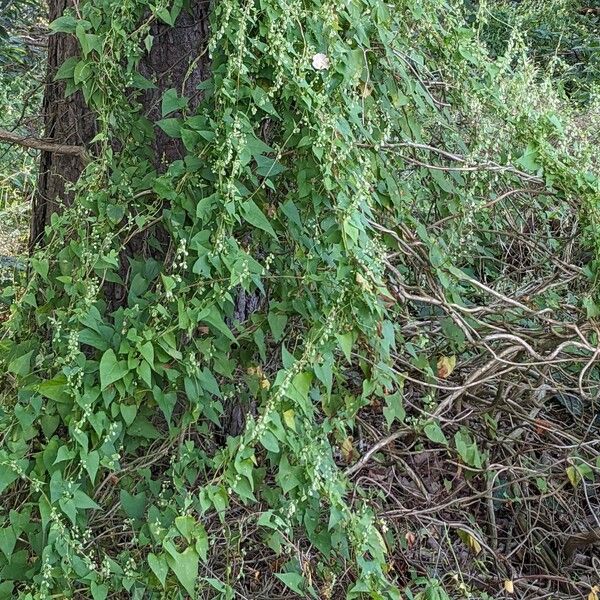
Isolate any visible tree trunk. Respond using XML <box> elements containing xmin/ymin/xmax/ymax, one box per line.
<box><xmin>30</xmin><ymin>0</ymin><xmax>95</xmax><ymax>249</ymax></box>
<box><xmin>31</xmin><ymin>0</ymin><xmax>211</xmax><ymax>248</ymax></box>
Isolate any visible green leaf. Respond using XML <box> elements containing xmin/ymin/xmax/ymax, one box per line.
<box><xmin>285</xmin><ymin>371</ymin><xmax>313</xmax><ymax>414</ymax></box>
<box><xmin>140</xmin><ymin>341</ymin><xmax>154</xmax><ymax>366</ymax></box>
<box><xmin>120</xmin><ymin>490</ymin><xmax>146</xmax><ymax>520</ymax></box>
<box><xmin>175</xmin><ymin>515</ymin><xmax>196</xmax><ymax>543</ymax></box>
<box><xmin>120</xmin><ymin>403</ymin><xmax>137</xmax><ymax>426</ymax></box>
<box><xmin>255</xmin><ymin>155</ymin><xmax>286</xmax><ymax>177</ymax></box>
<box><xmin>90</xmin><ymin>582</ymin><xmax>108</xmax><ymax>600</ymax></box>
<box><xmin>383</xmin><ymin>391</ymin><xmax>405</xmax><ymax>428</ymax></box>
<box><xmin>106</xmin><ymin>204</ymin><xmax>125</xmax><ymax>223</ymax></box>
<box><xmin>275</xmin><ymin>572</ymin><xmax>306</xmax><ymax>595</ymax></box>
<box><xmin>8</xmin><ymin>350</ymin><xmax>33</xmax><ymax>377</ymax></box>
<box><xmin>99</xmin><ymin>349</ymin><xmax>129</xmax><ymax>390</ymax></box>
<box><xmin>583</xmin><ymin>296</ymin><xmax>600</xmax><ymax>318</ymax></box>
<box><xmin>0</xmin><ymin>467</ymin><xmax>20</xmax><ymax>495</ymax></box>
<box><xmin>54</xmin><ymin>57</ymin><xmax>79</xmax><ymax>81</ymax></box>
<box><xmin>36</xmin><ymin>376</ymin><xmax>71</xmax><ymax>403</ymax></box>
<box><xmin>54</xmin><ymin>445</ymin><xmax>76</xmax><ymax>464</ymax></box>
<box><xmin>31</xmin><ymin>258</ymin><xmax>49</xmax><ymax>280</ymax></box>
<box><xmin>138</xmin><ymin>360</ymin><xmax>152</xmax><ymax>387</ymax></box>
<box><xmin>161</xmin><ymin>88</ymin><xmax>188</xmax><ymax>117</ymax></box>
<box><xmin>157</xmin><ymin>118</ymin><xmax>182</xmax><ymax>138</ymax></box>
<box><xmin>165</xmin><ymin>546</ymin><xmax>198</xmax><ymax>597</ymax></box>
<box><xmin>424</xmin><ymin>421</ymin><xmax>448</xmax><ymax>445</ymax></box>
<box><xmin>148</xmin><ymin>553</ymin><xmax>168</xmax><ymax>588</ymax></box>
<box><xmin>156</xmin><ymin>6</ymin><xmax>174</xmax><ymax>25</ymax></box>
<box><xmin>200</xmin><ymin>305</ymin><xmax>236</xmax><ymax>341</ymax></box>
<box><xmin>336</xmin><ymin>333</ymin><xmax>353</xmax><ymax>363</ymax></box>
<box><xmin>0</xmin><ymin>528</ymin><xmax>16</xmax><ymax>558</ymax></box>
<box><xmin>73</xmin><ymin>490</ymin><xmax>100</xmax><ymax>510</ymax></box>
<box><xmin>83</xmin><ymin>450</ymin><xmax>100</xmax><ymax>482</ymax></box>
<box><xmin>267</xmin><ymin>311</ymin><xmax>287</xmax><ymax>342</ymax></box>
<box><xmin>260</xmin><ymin>430</ymin><xmax>280</xmax><ymax>453</ymax></box>
<box><xmin>240</xmin><ymin>200</ymin><xmax>277</xmax><ymax>238</ymax></box>
<box><xmin>516</xmin><ymin>143</ymin><xmax>540</xmax><ymax>172</ymax></box>
<box><xmin>50</xmin><ymin>15</ymin><xmax>78</xmax><ymax>33</ymax></box>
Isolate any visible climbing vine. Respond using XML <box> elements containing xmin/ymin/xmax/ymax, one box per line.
<box><xmin>1</xmin><ymin>0</ymin><xmax>599</xmax><ymax>598</ymax></box>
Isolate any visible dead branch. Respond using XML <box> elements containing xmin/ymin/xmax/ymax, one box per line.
<box><xmin>0</xmin><ymin>128</ymin><xmax>89</xmax><ymax>163</ymax></box>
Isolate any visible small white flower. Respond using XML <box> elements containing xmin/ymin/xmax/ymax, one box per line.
<box><xmin>312</xmin><ymin>52</ymin><xmax>330</xmax><ymax>71</ymax></box>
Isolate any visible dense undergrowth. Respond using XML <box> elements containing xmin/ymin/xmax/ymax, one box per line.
<box><xmin>0</xmin><ymin>0</ymin><xmax>599</xmax><ymax>598</ymax></box>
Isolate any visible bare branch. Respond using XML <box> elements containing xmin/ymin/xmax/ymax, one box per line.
<box><xmin>0</xmin><ymin>128</ymin><xmax>89</xmax><ymax>163</ymax></box>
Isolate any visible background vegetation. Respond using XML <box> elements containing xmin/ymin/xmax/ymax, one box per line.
<box><xmin>0</xmin><ymin>0</ymin><xmax>599</xmax><ymax>598</ymax></box>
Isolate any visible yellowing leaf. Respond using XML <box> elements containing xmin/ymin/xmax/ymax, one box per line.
<box><xmin>341</xmin><ymin>437</ymin><xmax>355</xmax><ymax>464</ymax></box>
<box><xmin>566</xmin><ymin>465</ymin><xmax>580</xmax><ymax>487</ymax></box>
<box><xmin>283</xmin><ymin>409</ymin><xmax>296</xmax><ymax>431</ymax></box>
<box><xmin>457</xmin><ymin>529</ymin><xmax>481</xmax><ymax>555</ymax></box>
<box><xmin>503</xmin><ymin>580</ymin><xmax>514</xmax><ymax>594</ymax></box>
<box><xmin>437</xmin><ymin>355</ymin><xmax>456</xmax><ymax>379</ymax></box>
<box><xmin>588</xmin><ymin>585</ymin><xmax>599</xmax><ymax>600</ymax></box>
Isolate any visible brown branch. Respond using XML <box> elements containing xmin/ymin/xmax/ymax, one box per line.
<box><xmin>0</xmin><ymin>128</ymin><xmax>89</xmax><ymax>162</ymax></box>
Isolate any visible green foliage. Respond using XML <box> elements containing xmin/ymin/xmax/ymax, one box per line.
<box><xmin>0</xmin><ymin>0</ymin><xmax>45</xmax><ymax>71</ymax></box>
<box><xmin>467</xmin><ymin>0</ymin><xmax>600</xmax><ymax>103</ymax></box>
<box><xmin>0</xmin><ymin>0</ymin><xmax>598</xmax><ymax>598</ymax></box>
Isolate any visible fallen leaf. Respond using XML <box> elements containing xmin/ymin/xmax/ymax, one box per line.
<box><xmin>566</xmin><ymin>465</ymin><xmax>580</xmax><ymax>488</ymax></box>
<box><xmin>503</xmin><ymin>579</ymin><xmax>514</xmax><ymax>594</ymax></box>
<box><xmin>405</xmin><ymin>531</ymin><xmax>416</xmax><ymax>548</ymax></box>
<box><xmin>588</xmin><ymin>585</ymin><xmax>599</xmax><ymax>600</ymax></box>
<box><xmin>437</xmin><ymin>355</ymin><xmax>456</xmax><ymax>379</ymax></box>
<box><xmin>534</xmin><ymin>418</ymin><xmax>553</xmax><ymax>435</ymax></box>
<box><xmin>457</xmin><ymin>529</ymin><xmax>481</xmax><ymax>555</ymax></box>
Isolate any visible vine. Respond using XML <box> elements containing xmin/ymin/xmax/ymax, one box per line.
<box><xmin>1</xmin><ymin>0</ymin><xmax>599</xmax><ymax>598</ymax></box>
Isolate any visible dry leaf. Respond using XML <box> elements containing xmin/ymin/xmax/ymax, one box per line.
<box><xmin>341</xmin><ymin>436</ymin><xmax>355</xmax><ymax>463</ymax></box>
<box><xmin>588</xmin><ymin>585</ymin><xmax>599</xmax><ymax>600</ymax></box>
<box><xmin>405</xmin><ymin>531</ymin><xmax>416</xmax><ymax>548</ymax></box>
<box><xmin>378</xmin><ymin>292</ymin><xmax>396</xmax><ymax>308</ymax></box>
<box><xmin>534</xmin><ymin>418</ymin><xmax>552</xmax><ymax>435</ymax></box>
<box><xmin>437</xmin><ymin>355</ymin><xmax>456</xmax><ymax>378</ymax></box>
<box><xmin>503</xmin><ymin>579</ymin><xmax>514</xmax><ymax>594</ymax></box>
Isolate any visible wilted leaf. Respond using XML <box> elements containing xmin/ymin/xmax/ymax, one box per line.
<box><xmin>341</xmin><ymin>437</ymin><xmax>355</xmax><ymax>464</ymax></box>
<box><xmin>437</xmin><ymin>355</ymin><xmax>456</xmax><ymax>379</ymax></box>
<box><xmin>566</xmin><ymin>465</ymin><xmax>580</xmax><ymax>487</ymax></box>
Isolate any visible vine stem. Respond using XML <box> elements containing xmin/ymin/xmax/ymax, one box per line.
<box><xmin>345</xmin><ymin>427</ymin><xmax>411</xmax><ymax>477</ymax></box>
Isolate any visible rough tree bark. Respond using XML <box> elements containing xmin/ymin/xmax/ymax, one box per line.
<box><xmin>31</xmin><ymin>0</ymin><xmax>211</xmax><ymax>248</ymax></box>
<box><xmin>30</xmin><ymin>0</ymin><xmax>95</xmax><ymax>249</ymax></box>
